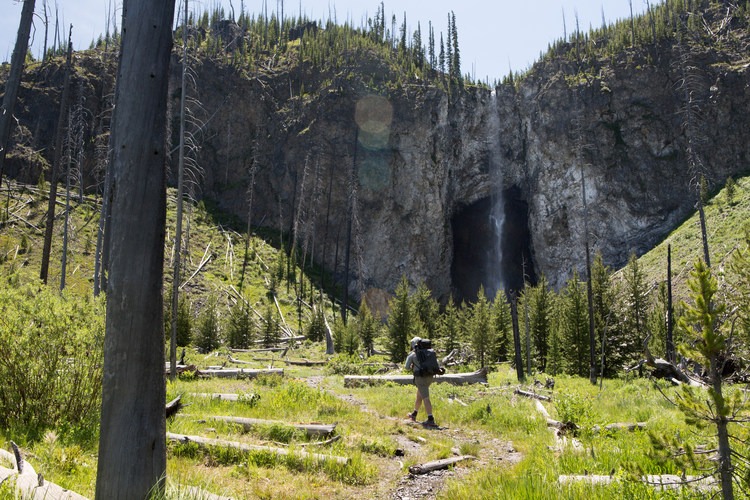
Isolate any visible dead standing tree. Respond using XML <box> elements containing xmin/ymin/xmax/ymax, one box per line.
<box><xmin>0</xmin><ymin>0</ymin><xmax>37</xmax><ymax>185</ymax></box>
<box><xmin>95</xmin><ymin>0</ymin><xmax>176</xmax><ymax>497</ymax></box>
<box><xmin>40</xmin><ymin>26</ymin><xmax>73</xmax><ymax>285</ymax></box>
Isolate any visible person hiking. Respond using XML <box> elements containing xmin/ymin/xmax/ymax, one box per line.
<box><xmin>405</xmin><ymin>336</ymin><xmax>443</xmax><ymax>427</ymax></box>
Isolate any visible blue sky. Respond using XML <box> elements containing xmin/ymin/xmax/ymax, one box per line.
<box><xmin>1</xmin><ymin>1</ymin><xmax>656</xmax><ymax>81</ymax></box>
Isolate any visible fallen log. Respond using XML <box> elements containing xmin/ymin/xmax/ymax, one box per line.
<box><xmin>600</xmin><ymin>422</ymin><xmax>647</xmax><ymax>432</ymax></box>
<box><xmin>164</xmin><ymin>363</ymin><xmax>197</xmax><ymax>375</ymax></box>
<box><xmin>344</xmin><ymin>368</ymin><xmax>488</xmax><ymax>388</ymax></box>
<box><xmin>231</xmin><ymin>347</ymin><xmax>287</xmax><ymax>353</ymax></box>
<box><xmin>166</xmin><ymin>395</ymin><xmax>183</xmax><ymax>418</ymax></box>
<box><xmin>408</xmin><ymin>455</ymin><xmax>476</xmax><ymax>475</ymax></box>
<box><xmin>558</xmin><ymin>474</ymin><xmax>715</xmax><ymax>492</ymax></box>
<box><xmin>0</xmin><ymin>447</ymin><xmax>88</xmax><ymax>500</ymax></box>
<box><xmin>514</xmin><ymin>389</ymin><xmax>552</xmax><ymax>402</ymax></box>
<box><xmin>209</xmin><ymin>416</ymin><xmax>337</xmax><ymax>437</ymax></box>
<box><xmin>166</xmin><ymin>432</ymin><xmax>350</xmax><ymax>465</ymax></box>
<box><xmin>197</xmin><ymin>368</ymin><xmax>283</xmax><ymax>379</ymax></box>
<box><xmin>283</xmin><ymin>359</ymin><xmax>327</xmax><ymax>366</ymax></box>
<box><xmin>189</xmin><ymin>393</ymin><xmax>251</xmax><ymax>402</ymax></box>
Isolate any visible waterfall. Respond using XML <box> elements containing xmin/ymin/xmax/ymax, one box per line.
<box><xmin>486</xmin><ymin>90</ymin><xmax>505</xmax><ymax>300</ymax></box>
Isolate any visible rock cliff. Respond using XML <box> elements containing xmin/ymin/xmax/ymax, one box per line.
<box><xmin>3</xmin><ymin>4</ymin><xmax>749</xmax><ymax>303</ymax></box>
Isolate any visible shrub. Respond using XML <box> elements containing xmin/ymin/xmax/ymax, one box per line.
<box><xmin>0</xmin><ymin>282</ymin><xmax>104</xmax><ymax>439</ymax></box>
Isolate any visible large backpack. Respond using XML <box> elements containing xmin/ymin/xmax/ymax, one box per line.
<box><xmin>414</xmin><ymin>339</ymin><xmax>444</xmax><ymax>377</ymax></box>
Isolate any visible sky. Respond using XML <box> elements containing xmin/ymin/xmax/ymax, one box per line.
<box><xmin>1</xmin><ymin>1</ymin><xmax>656</xmax><ymax>81</ymax></box>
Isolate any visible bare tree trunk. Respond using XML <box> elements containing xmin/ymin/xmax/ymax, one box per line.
<box><xmin>95</xmin><ymin>0</ymin><xmax>176</xmax><ymax>497</ymax></box>
<box><xmin>0</xmin><ymin>0</ymin><xmax>37</xmax><ymax>184</ymax></box>
<box><xmin>60</xmin><ymin>112</ymin><xmax>72</xmax><ymax>291</ymax></box>
<box><xmin>666</xmin><ymin>244</ymin><xmax>675</xmax><ymax>363</ymax></box>
<box><xmin>171</xmin><ymin>0</ymin><xmax>189</xmax><ymax>382</ymax></box>
<box><xmin>40</xmin><ymin>27</ymin><xmax>73</xmax><ymax>285</ymax></box>
<box><xmin>510</xmin><ymin>293</ymin><xmax>525</xmax><ymax>382</ymax></box>
<box><xmin>711</xmin><ymin>354</ymin><xmax>734</xmax><ymax>500</ymax></box>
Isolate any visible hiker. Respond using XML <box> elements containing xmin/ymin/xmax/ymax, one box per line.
<box><xmin>405</xmin><ymin>336</ymin><xmax>441</xmax><ymax>427</ymax></box>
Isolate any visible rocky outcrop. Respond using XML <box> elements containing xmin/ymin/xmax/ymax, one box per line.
<box><xmin>3</xmin><ymin>7</ymin><xmax>749</xmax><ymax>303</ymax></box>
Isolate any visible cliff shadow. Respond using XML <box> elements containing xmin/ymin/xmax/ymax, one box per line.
<box><xmin>451</xmin><ymin>186</ymin><xmax>535</xmax><ymax>303</ymax></box>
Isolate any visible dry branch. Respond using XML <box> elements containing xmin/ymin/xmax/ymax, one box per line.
<box><xmin>209</xmin><ymin>416</ymin><xmax>337</xmax><ymax>437</ymax></box>
<box><xmin>166</xmin><ymin>432</ymin><xmax>350</xmax><ymax>465</ymax></box>
<box><xmin>344</xmin><ymin>368</ymin><xmax>488</xmax><ymax>388</ymax></box>
<box><xmin>180</xmin><ymin>243</ymin><xmax>212</xmax><ymax>290</ymax></box>
<box><xmin>408</xmin><ymin>455</ymin><xmax>476</xmax><ymax>475</ymax></box>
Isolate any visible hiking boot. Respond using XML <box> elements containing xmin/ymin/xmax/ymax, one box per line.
<box><xmin>422</xmin><ymin>416</ymin><xmax>437</xmax><ymax>427</ymax></box>
<box><xmin>407</xmin><ymin>411</ymin><xmax>418</xmax><ymax>421</ymax></box>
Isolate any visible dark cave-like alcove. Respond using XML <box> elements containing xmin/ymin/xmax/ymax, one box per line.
<box><xmin>451</xmin><ymin>186</ymin><xmax>536</xmax><ymax>303</ymax></box>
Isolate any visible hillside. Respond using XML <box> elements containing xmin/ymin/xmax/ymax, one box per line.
<box><xmin>624</xmin><ymin>174</ymin><xmax>750</xmax><ymax>302</ymax></box>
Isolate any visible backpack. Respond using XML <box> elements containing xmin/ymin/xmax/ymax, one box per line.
<box><xmin>414</xmin><ymin>339</ymin><xmax>444</xmax><ymax>377</ymax></box>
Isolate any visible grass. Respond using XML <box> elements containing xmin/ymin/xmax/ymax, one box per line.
<box><xmin>3</xmin><ymin>175</ymin><xmax>750</xmax><ymax>497</ymax></box>
<box><xmin>625</xmin><ymin>175</ymin><xmax>750</xmax><ymax>303</ymax></box>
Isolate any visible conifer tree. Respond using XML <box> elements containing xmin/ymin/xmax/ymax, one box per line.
<box><xmin>357</xmin><ymin>301</ymin><xmax>378</xmax><ymax>356</ymax></box>
<box><xmin>227</xmin><ymin>301</ymin><xmax>254</xmax><ymax>349</ymax></box>
<box><xmin>196</xmin><ymin>296</ymin><xmax>221</xmax><ymax>353</ymax></box>
<box><xmin>262</xmin><ymin>303</ymin><xmax>281</xmax><ymax>347</ymax></box>
<box><xmin>470</xmin><ymin>286</ymin><xmax>493</xmax><ymax>368</ymax></box>
<box><xmin>591</xmin><ymin>253</ymin><xmax>622</xmax><ymax>377</ymax></box>
<box><xmin>529</xmin><ymin>275</ymin><xmax>553</xmax><ymax>372</ymax></box>
<box><xmin>622</xmin><ymin>252</ymin><xmax>649</xmax><ymax>365</ymax></box>
<box><xmin>493</xmin><ymin>295</ymin><xmax>512</xmax><ymax>363</ymax></box>
<box><xmin>560</xmin><ymin>271</ymin><xmax>589</xmax><ymax>376</ymax></box>
<box><xmin>387</xmin><ymin>276</ymin><xmax>413</xmax><ymax>362</ymax></box>
<box><xmin>413</xmin><ymin>282</ymin><xmax>438</xmax><ymax>337</ymax></box>
<box><xmin>439</xmin><ymin>296</ymin><xmax>462</xmax><ymax>354</ymax></box>
<box><xmin>671</xmin><ymin>261</ymin><xmax>737</xmax><ymax>499</ymax></box>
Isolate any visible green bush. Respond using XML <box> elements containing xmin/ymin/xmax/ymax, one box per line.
<box><xmin>0</xmin><ymin>282</ymin><xmax>104</xmax><ymax>439</ymax></box>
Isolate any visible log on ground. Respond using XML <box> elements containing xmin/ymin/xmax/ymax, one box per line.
<box><xmin>559</xmin><ymin>474</ymin><xmax>715</xmax><ymax>492</ymax></box>
<box><xmin>344</xmin><ymin>368</ymin><xmax>488</xmax><ymax>388</ymax></box>
<box><xmin>0</xmin><ymin>448</ymin><xmax>88</xmax><ymax>500</ymax></box>
<box><xmin>210</xmin><ymin>416</ymin><xmax>337</xmax><ymax>437</ymax></box>
<box><xmin>408</xmin><ymin>455</ymin><xmax>476</xmax><ymax>475</ymax></box>
<box><xmin>514</xmin><ymin>388</ymin><xmax>552</xmax><ymax>402</ymax></box>
<box><xmin>166</xmin><ymin>432</ymin><xmax>349</xmax><ymax>465</ymax></box>
<box><xmin>198</xmin><ymin>368</ymin><xmax>283</xmax><ymax>379</ymax></box>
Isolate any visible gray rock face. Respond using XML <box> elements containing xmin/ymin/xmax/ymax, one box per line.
<box><xmin>192</xmin><ymin>43</ymin><xmax>749</xmax><ymax>301</ymax></box>
<box><xmin>5</xmin><ymin>31</ymin><xmax>749</xmax><ymax>303</ymax></box>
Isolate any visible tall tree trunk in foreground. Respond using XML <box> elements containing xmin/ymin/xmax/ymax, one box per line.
<box><xmin>0</xmin><ymin>0</ymin><xmax>36</xmax><ymax>184</ymax></box>
<box><xmin>95</xmin><ymin>0</ymin><xmax>176</xmax><ymax>497</ymax></box>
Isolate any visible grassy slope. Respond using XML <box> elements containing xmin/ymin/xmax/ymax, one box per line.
<box><xmin>617</xmin><ymin>175</ymin><xmax>750</xmax><ymax>302</ymax></box>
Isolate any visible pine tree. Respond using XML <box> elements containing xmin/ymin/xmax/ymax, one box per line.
<box><xmin>413</xmin><ymin>282</ymin><xmax>438</xmax><ymax>338</ymax></box>
<box><xmin>307</xmin><ymin>306</ymin><xmax>326</xmax><ymax>342</ymax></box>
<box><xmin>622</xmin><ymin>252</ymin><xmax>649</xmax><ymax>366</ymax></box>
<box><xmin>529</xmin><ymin>275</ymin><xmax>553</xmax><ymax>372</ymax></box>
<box><xmin>560</xmin><ymin>271</ymin><xmax>589</xmax><ymax>376</ymax></box>
<box><xmin>261</xmin><ymin>303</ymin><xmax>281</xmax><ymax>347</ymax></box>
<box><xmin>450</xmin><ymin>11</ymin><xmax>461</xmax><ymax>84</ymax></box>
<box><xmin>493</xmin><ymin>295</ymin><xmax>512</xmax><ymax>363</ymax></box>
<box><xmin>591</xmin><ymin>253</ymin><xmax>623</xmax><ymax>377</ymax></box>
<box><xmin>196</xmin><ymin>296</ymin><xmax>221</xmax><ymax>353</ymax></box>
<box><xmin>470</xmin><ymin>286</ymin><xmax>493</xmax><ymax>367</ymax></box>
<box><xmin>671</xmin><ymin>261</ymin><xmax>737</xmax><ymax>499</ymax></box>
<box><xmin>439</xmin><ymin>296</ymin><xmax>462</xmax><ymax>354</ymax></box>
<box><xmin>226</xmin><ymin>301</ymin><xmax>254</xmax><ymax>349</ymax></box>
<box><xmin>357</xmin><ymin>301</ymin><xmax>378</xmax><ymax>356</ymax></box>
<box><xmin>387</xmin><ymin>276</ymin><xmax>413</xmax><ymax>362</ymax></box>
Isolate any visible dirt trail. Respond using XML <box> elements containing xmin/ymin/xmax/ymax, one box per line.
<box><xmin>304</xmin><ymin>376</ymin><xmax>523</xmax><ymax>499</ymax></box>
